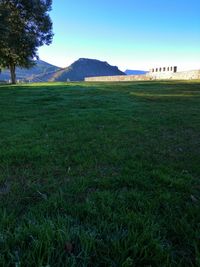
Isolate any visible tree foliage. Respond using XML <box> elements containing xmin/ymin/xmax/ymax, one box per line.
<box><xmin>0</xmin><ymin>0</ymin><xmax>53</xmax><ymax>83</ymax></box>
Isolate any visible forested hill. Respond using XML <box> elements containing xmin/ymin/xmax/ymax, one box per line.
<box><xmin>33</xmin><ymin>58</ymin><xmax>126</xmax><ymax>82</ymax></box>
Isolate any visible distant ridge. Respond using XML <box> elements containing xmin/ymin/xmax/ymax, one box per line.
<box><xmin>0</xmin><ymin>60</ymin><xmax>60</xmax><ymax>81</ymax></box>
<box><xmin>37</xmin><ymin>58</ymin><xmax>126</xmax><ymax>82</ymax></box>
<box><xmin>125</xmin><ymin>69</ymin><xmax>148</xmax><ymax>75</ymax></box>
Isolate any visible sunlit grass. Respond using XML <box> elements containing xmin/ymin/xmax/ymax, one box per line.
<box><xmin>130</xmin><ymin>92</ymin><xmax>200</xmax><ymax>97</ymax></box>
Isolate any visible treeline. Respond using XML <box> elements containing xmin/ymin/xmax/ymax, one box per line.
<box><xmin>0</xmin><ymin>0</ymin><xmax>53</xmax><ymax>84</ymax></box>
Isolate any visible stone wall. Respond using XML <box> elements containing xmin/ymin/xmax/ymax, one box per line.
<box><xmin>150</xmin><ymin>66</ymin><xmax>177</xmax><ymax>74</ymax></box>
<box><xmin>85</xmin><ymin>74</ymin><xmax>150</xmax><ymax>82</ymax></box>
<box><xmin>85</xmin><ymin>69</ymin><xmax>200</xmax><ymax>82</ymax></box>
<box><xmin>147</xmin><ymin>69</ymin><xmax>200</xmax><ymax>80</ymax></box>
<box><xmin>171</xmin><ymin>70</ymin><xmax>200</xmax><ymax>80</ymax></box>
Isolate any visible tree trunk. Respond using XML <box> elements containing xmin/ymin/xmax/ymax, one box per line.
<box><xmin>9</xmin><ymin>64</ymin><xmax>16</xmax><ymax>84</ymax></box>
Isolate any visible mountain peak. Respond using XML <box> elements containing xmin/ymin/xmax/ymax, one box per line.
<box><xmin>50</xmin><ymin>58</ymin><xmax>125</xmax><ymax>81</ymax></box>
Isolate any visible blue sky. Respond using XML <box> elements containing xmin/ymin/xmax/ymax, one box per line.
<box><xmin>39</xmin><ymin>0</ymin><xmax>200</xmax><ymax>71</ymax></box>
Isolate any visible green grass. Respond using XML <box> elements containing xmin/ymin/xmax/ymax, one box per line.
<box><xmin>0</xmin><ymin>81</ymin><xmax>200</xmax><ymax>267</ymax></box>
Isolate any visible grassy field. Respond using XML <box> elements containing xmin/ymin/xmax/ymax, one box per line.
<box><xmin>0</xmin><ymin>81</ymin><xmax>200</xmax><ymax>267</ymax></box>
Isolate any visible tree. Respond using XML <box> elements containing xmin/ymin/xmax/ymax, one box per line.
<box><xmin>0</xmin><ymin>3</ymin><xmax>7</xmax><ymax>36</ymax></box>
<box><xmin>0</xmin><ymin>0</ymin><xmax>53</xmax><ymax>84</ymax></box>
<box><xmin>0</xmin><ymin>3</ymin><xmax>9</xmax><ymax>74</ymax></box>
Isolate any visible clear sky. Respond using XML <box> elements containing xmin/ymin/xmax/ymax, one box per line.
<box><xmin>38</xmin><ymin>0</ymin><xmax>200</xmax><ymax>71</ymax></box>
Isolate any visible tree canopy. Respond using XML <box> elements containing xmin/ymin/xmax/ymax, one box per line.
<box><xmin>0</xmin><ymin>0</ymin><xmax>53</xmax><ymax>83</ymax></box>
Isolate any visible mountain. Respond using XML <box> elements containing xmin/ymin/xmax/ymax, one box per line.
<box><xmin>0</xmin><ymin>58</ymin><xmax>125</xmax><ymax>82</ymax></box>
<box><xmin>33</xmin><ymin>58</ymin><xmax>126</xmax><ymax>82</ymax></box>
<box><xmin>125</xmin><ymin>69</ymin><xmax>148</xmax><ymax>75</ymax></box>
<box><xmin>0</xmin><ymin>60</ymin><xmax>60</xmax><ymax>82</ymax></box>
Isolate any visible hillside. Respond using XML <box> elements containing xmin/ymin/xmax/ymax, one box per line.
<box><xmin>35</xmin><ymin>58</ymin><xmax>126</xmax><ymax>82</ymax></box>
<box><xmin>0</xmin><ymin>60</ymin><xmax>60</xmax><ymax>81</ymax></box>
<box><xmin>125</xmin><ymin>69</ymin><xmax>148</xmax><ymax>75</ymax></box>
